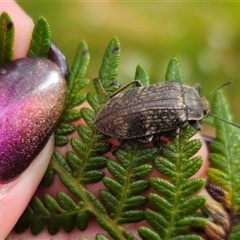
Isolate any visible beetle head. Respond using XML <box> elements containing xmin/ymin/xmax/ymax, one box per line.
<box><xmin>201</xmin><ymin>98</ymin><xmax>210</xmax><ymax>117</ymax></box>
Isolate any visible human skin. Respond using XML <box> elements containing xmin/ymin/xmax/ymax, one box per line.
<box><xmin>1</xmin><ymin>1</ymin><xmax>209</xmax><ymax>239</ymax></box>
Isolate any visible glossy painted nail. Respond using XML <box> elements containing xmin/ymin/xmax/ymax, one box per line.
<box><xmin>0</xmin><ymin>57</ymin><xmax>66</xmax><ymax>182</ymax></box>
<box><xmin>48</xmin><ymin>41</ymin><xmax>68</xmax><ymax>78</ymax></box>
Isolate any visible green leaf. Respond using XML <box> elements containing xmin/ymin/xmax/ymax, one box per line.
<box><xmin>138</xmin><ymin>226</ymin><xmax>162</xmax><ymax>240</ymax></box>
<box><xmin>134</xmin><ymin>64</ymin><xmax>150</xmax><ymax>86</ymax></box>
<box><xmin>147</xmin><ymin>194</ymin><xmax>172</xmax><ymax>219</ymax></box>
<box><xmin>118</xmin><ymin>210</ymin><xmax>144</xmax><ymax>224</ymax></box>
<box><xmin>207</xmin><ymin>91</ymin><xmax>240</xmax><ymax>208</ymax></box>
<box><xmin>57</xmin><ymin>191</ymin><xmax>79</xmax><ymax>210</ymax></box>
<box><xmin>150</xmin><ymin>179</ymin><xmax>175</xmax><ymax>199</ymax></box>
<box><xmin>179</xmin><ymin>196</ymin><xmax>206</xmax><ymax>216</ymax></box>
<box><xmin>124</xmin><ymin>196</ymin><xmax>148</xmax><ymax>210</ymax></box>
<box><xmin>181</xmin><ymin>157</ymin><xmax>203</xmax><ymax>179</ymax></box>
<box><xmin>42</xmin><ymin>168</ymin><xmax>54</xmax><ymax>187</ymax></box>
<box><xmin>107</xmin><ymin>160</ymin><xmax>126</xmax><ymax>184</ymax></box>
<box><xmin>99</xmin><ymin>141</ymin><xmax>156</xmax><ymax>229</ymax></box>
<box><xmin>176</xmin><ymin>216</ymin><xmax>206</xmax><ymax>228</ymax></box>
<box><xmin>82</xmin><ymin>170</ymin><xmax>104</xmax><ymax>184</ymax></box>
<box><xmin>132</xmin><ymin>164</ymin><xmax>153</xmax><ymax>179</ymax></box>
<box><xmin>87</xmin><ymin>92</ymin><xmax>105</xmax><ymax>113</ymax></box>
<box><xmin>99</xmin><ymin>37</ymin><xmax>120</xmax><ymax>87</ymax></box>
<box><xmin>97</xmin><ymin>217</ymin><xmax>123</xmax><ymax>240</ymax></box>
<box><xmin>62</xmin><ymin>215</ymin><xmax>75</xmax><ymax>233</ymax></box>
<box><xmin>129</xmin><ymin>180</ymin><xmax>150</xmax><ymax>195</ymax></box>
<box><xmin>55</xmin><ymin>123</ymin><xmax>75</xmax><ymax>135</ymax></box>
<box><xmin>60</xmin><ymin>109</ymin><xmax>81</xmax><ymax>122</ymax></box>
<box><xmin>144</xmin><ymin>209</ymin><xmax>168</xmax><ymax>237</ymax></box>
<box><xmin>15</xmin><ymin>196</ymin><xmax>48</xmax><ymax>234</ymax></box>
<box><xmin>31</xmin><ymin>219</ymin><xmax>45</xmax><ymax>235</ymax></box>
<box><xmin>86</xmin><ymin>190</ymin><xmax>106</xmax><ymax>214</ymax></box>
<box><xmin>0</xmin><ymin>12</ymin><xmax>14</xmax><ymax>65</ymax></box>
<box><xmin>207</xmin><ymin>168</ymin><xmax>230</xmax><ymax>191</ymax></box>
<box><xmin>181</xmin><ymin>178</ymin><xmax>205</xmax><ymax>197</ymax></box>
<box><xmin>154</xmin><ymin>156</ymin><xmax>176</xmax><ymax>179</ymax></box>
<box><xmin>80</xmin><ymin>107</ymin><xmax>95</xmax><ymax>129</ymax></box>
<box><xmin>91</xmin><ymin>38</ymin><xmax>121</xmax><ymax>121</ymax></box>
<box><xmin>67</xmin><ymin>92</ymin><xmax>87</xmax><ymax>110</ymax></box>
<box><xmin>77</xmin><ymin>124</ymin><xmax>92</xmax><ymax>142</ymax></box>
<box><xmin>44</xmin><ymin>194</ymin><xmax>60</xmax><ymax>212</ymax></box>
<box><xmin>172</xmin><ymin>236</ymin><xmax>202</xmax><ymax>240</ymax></box>
<box><xmin>96</xmin><ymin>234</ymin><xmax>110</xmax><ymax>240</ymax></box>
<box><xmin>27</xmin><ymin>17</ymin><xmax>51</xmax><ymax>57</ymax></box>
<box><xmin>103</xmin><ymin>177</ymin><xmax>122</xmax><ymax>199</ymax></box>
<box><xmin>31</xmin><ymin>196</ymin><xmax>50</xmax><ymax>215</ymax></box>
<box><xmin>67</xmin><ymin>68</ymin><xmax>90</xmax><ymax>108</ymax></box>
<box><xmin>165</xmin><ymin>56</ymin><xmax>183</xmax><ymax>83</ymax></box>
<box><xmin>229</xmin><ymin>223</ymin><xmax>240</xmax><ymax>240</ymax></box>
<box><xmin>76</xmin><ymin>211</ymin><xmax>89</xmax><ymax>231</ymax></box>
<box><xmin>47</xmin><ymin>217</ymin><xmax>61</xmax><ymax>235</ymax></box>
<box><xmin>143</xmin><ymin>125</ymin><xmax>206</xmax><ymax>239</ymax></box>
<box><xmin>68</xmin><ymin>42</ymin><xmax>90</xmax><ymax>85</ymax></box>
<box><xmin>54</xmin><ymin>135</ymin><xmax>69</xmax><ymax>146</ymax></box>
<box><xmin>51</xmin><ymin>151</ymin><xmax>71</xmax><ymax>173</ymax></box>
<box><xmin>182</xmin><ymin>140</ymin><xmax>202</xmax><ymax>159</ymax></box>
<box><xmin>203</xmin><ymin>90</ymin><xmax>240</xmax><ymax>239</ymax></box>
<box><xmin>99</xmin><ymin>190</ymin><xmax>118</xmax><ymax>213</ymax></box>
<box><xmin>54</xmin><ymin>41</ymin><xmax>89</xmax><ymax>147</ymax></box>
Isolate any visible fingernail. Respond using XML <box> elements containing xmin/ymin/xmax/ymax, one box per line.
<box><xmin>48</xmin><ymin>41</ymin><xmax>68</xmax><ymax>78</ymax></box>
<box><xmin>0</xmin><ymin>57</ymin><xmax>66</xmax><ymax>182</ymax></box>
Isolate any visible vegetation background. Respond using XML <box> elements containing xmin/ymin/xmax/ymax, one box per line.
<box><xmin>18</xmin><ymin>1</ymin><xmax>240</xmax><ymax>122</ymax></box>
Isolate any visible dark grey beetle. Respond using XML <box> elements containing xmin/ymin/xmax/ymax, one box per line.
<box><xmin>94</xmin><ymin>79</ymin><xmax>237</xmax><ymax>142</ymax></box>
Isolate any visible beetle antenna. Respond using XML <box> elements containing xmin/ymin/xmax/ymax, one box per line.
<box><xmin>206</xmin><ymin>81</ymin><xmax>232</xmax><ymax>99</ymax></box>
<box><xmin>208</xmin><ymin>112</ymin><xmax>240</xmax><ymax>129</ymax></box>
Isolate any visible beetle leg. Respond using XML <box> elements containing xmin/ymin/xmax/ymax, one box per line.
<box><xmin>134</xmin><ymin>80</ymin><xmax>144</xmax><ymax>87</ymax></box>
<box><xmin>94</xmin><ymin>78</ymin><xmax>144</xmax><ymax>98</ymax></box>
<box><xmin>189</xmin><ymin>120</ymin><xmax>202</xmax><ymax>131</ymax></box>
<box><xmin>168</xmin><ymin>128</ymin><xmax>181</xmax><ymax>136</ymax></box>
<box><xmin>93</xmin><ymin>77</ymin><xmax>110</xmax><ymax>97</ymax></box>
<box><xmin>109</xmin><ymin>80</ymin><xmax>121</xmax><ymax>88</ymax></box>
<box><xmin>109</xmin><ymin>80</ymin><xmax>144</xmax><ymax>98</ymax></box>
<box><xmin>136</xmin><ymin>135</ymin><xmax>154</xmax><ymax>143</ymax></box>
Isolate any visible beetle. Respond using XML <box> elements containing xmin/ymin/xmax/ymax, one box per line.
<box><xmin>94</xmin><ymin>79</ymin><xmax>238</xmax><ymax>142</ymax></box>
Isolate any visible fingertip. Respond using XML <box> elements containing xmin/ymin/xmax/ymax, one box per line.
<box><xmin>0</xmin><ymin>136</ymin><xmax>54</xmax><ymax>239</ymax></box>
<box><xmin>192</xmin><ymin>133</ymin><xmax>209</xmax><ymax>178</ymax></box>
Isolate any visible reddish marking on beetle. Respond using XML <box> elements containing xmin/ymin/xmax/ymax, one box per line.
<box><xmin>179</xmin><ymin>96</ymin><xmax>184</xmax><ymax>102</ymax></box>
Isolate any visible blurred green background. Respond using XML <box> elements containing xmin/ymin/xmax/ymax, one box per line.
<box><xmin>18</xmin><ymin>1</ymin><xmax>240</xmax><ymax>122</ymax></box>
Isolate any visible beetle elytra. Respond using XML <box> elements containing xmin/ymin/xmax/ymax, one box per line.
<box><xmin>94</xmin><ymin>79</ymin><xmax>239</xmax><ymax>142</ymax></box>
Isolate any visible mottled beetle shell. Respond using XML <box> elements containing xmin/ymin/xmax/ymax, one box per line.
<box><xmin>94</xmin><ymin>81</ymin><xmax>208</xmax><ymax>139</ymax></box>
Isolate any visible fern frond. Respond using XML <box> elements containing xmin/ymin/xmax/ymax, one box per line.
<box><xmin>139</xmin><ymin>57</ymin><xmax>206</xmax><ymax>239</ymax></box>
<box><xmin>134</xmin><ymin>64</ymin><xmax>149</xmax><ymax>86</ymax></box>
<box><xmin>27</xmin><ymin>17</ymin><xmax>50</xmax><ymax>57</ymax></box>
<box><xmin>98</xmin><ymin>37</ymin><xmax>120</xmax><ymax>88</ymax></box>
<box><xmin>0</xmin><ymin>12</ymin><xmax>14</xmax><ymax>65</ymax></box>
<box><xmin>165</xmin><ymin>56</ymin><xmax>183</xmax><ymax>83</ymax></box>
<box><xmin>100</xmin><ymin>142</ymin><xmax>158</xmax><ymax>224</ymax></box>
<box><xmin>55</xmin><ymin>41</ymin><xmax>90</xmax><ymax>146</ymax></box>
<box><xmin>204</xmin><ymin>91</ymin><xmax>240</xmax><ymax>239</ymax></box>
<box><xmin>207</xmin><ymin>91</ymin><xmax>240</xmax><ymax>208</ymax></box>
<box><xmin>140</xmin><ymin>126</ymin><xmax>206</xmax><ymax>239</ymax></box>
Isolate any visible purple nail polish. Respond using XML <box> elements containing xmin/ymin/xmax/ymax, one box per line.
<box><xmin>48</xmin><ymin>41</ymin><xmax>68</xmax><ymax>78</ymax></box>
<box><xmin>0</xmin><ymin>57</ymin><xmax>66</xmax><ymax>182</ymax></box>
